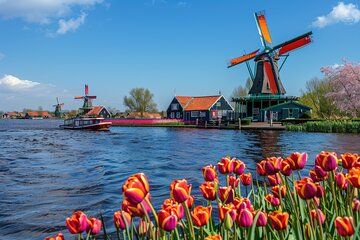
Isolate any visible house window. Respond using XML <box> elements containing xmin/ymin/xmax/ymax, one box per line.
<box><xmin>170</xmin><ymin>112</ymin><xmax>175</xmax><ymax>119</ymax></box>
<box><xmin>199</xmin><ymin>112</ymin><xmax>206</xmax><ymax>117</ymax></box>
<box><xmin>289</xmin><ymin>109</ymin><xmax>293</xmax><ymax>118</ymax></box>
<box><xmin>176</xmin><ymin>112</ymin><xmax>181</xmax><ymax>118</ymax></box>
<box><xmin>191</xmin><ymin>111</ymin><xmax>199</xmax><ymax>117</ymax></box>
<box><xmin>171</xmin><ymin>104</ymin><xmax>179</xmax><ymax>111</ymax></box>
<box><xmin>216</xmin><ymin>102</ymin><xmax>221</xmax><ymax>107</ymax></box>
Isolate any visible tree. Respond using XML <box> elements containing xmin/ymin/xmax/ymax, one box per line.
<box><xmin>321</xmin><ymin>60</ymin><xmax>360</xmax><ymax>118</ymax></box>
<box><xmin>123</xmin><ymin>88</ymin><xmax>158</xmax><ymax>117</ymax></box>
<box><xmin>230</xmin><ymin>78</ymin><xmax>253</xmax><ymax>100</ymax></box>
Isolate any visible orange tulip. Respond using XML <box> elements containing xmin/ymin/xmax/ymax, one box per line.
<box><xmin>237</xmin><ymin>208</ymin><xmax>253</xmax><ymax>228</ymax></box>
<box><xmin>295</xmin><ymin>177</ymin><xmax>317</xmax><ymax>200</ymax></box>
<box><xmin>191</xmin><ymin>206</ymin><xmax>212</xmax><ymax>227</ymax></box>
<box><xmin>122</xmin><ymin>194</ymin><xmax>151</xmax><ymax>217</ymax></box>
<box><xmin>233</xmin><ymin>159</ymin><xmax>246</xmax><ymax>175</ymax></box>
<box><xmin>122</xmin><ymin>173</ymin><xmax>149</xmax><ymax>205</ymax></box>
<box><xmin>86</xmin><ymin>217</ymin><xmax>102</xmax><ymax>235</ymax></box>
<box><xmin>66</xmin><ymin>211</ymin><xmax>88</xmax><ymax>234</ymax></box>
<box><xmin>227</xmin><ymin>175</ymin><xmax>240</xmax><ymax>188</ymax></box>
<box><xmin>219</xmin><ymin>186</ymin><xmax>234</xmax><ymax>203</ymax></box>
<box><xmin>158</xmin><ymin>209</ymin><xmax>178</xmax><ymax>232</ymax></box>
<box><xmin>162</xmin><ymin>198</ymin><xmax>184</xmax><ymax>219</ymax></box>
<box><xmin>114</xmin><ymin>210</ymin><xmax>131</xmax><ymax>230</ymax></box>
<box><xmin>256</xmin><ymin>160</ymin><xmax>266</xmax><ymax>176</ymax></box>
<box><xmin>170</xmin><ymin>179</ymin><xmax>192</xmax><ymax>203</ymax></box>
<box><xmin>280</xmin><ymin>159</ymin><xmax>292</xmax><ymax>176</ymax></box>
<box><xmin>334</xmin><ymin>216</ymin><xmax>354</xmax><ymax>237</ymax></box>
<box><xmin>286</xmin><ymin>152</ymin><xmax>308</xmax><ymax>170</ymax></box>
<box><xmin>44</xmin><ymin>233</ymin><xmax>64</xmax><ymax>240</ymax></box>
<box><xmin>202</xmin><ymin>164</ymin><xmax>218</xmax><ymax>182</ymax></box>
<box><xmin>264</xmin><ymin>194</ymin><xmax>280</xmax><ymax>207</ymax></box>
<box><xmin>268</xmin><ymin>174</ymin><xmax>282</xmax><ymax>186</ymax></box>
<box><xmin>218</xmin><ymin>203</ymin><xmax>236</xmax><ymax>229</ymax></box>
<box><xmin>341</xmin><ymin>153</ymin><xmax>359</xmax><ymax>169</ymax></box>
<box><xmin>310</xmin><ymin>209</ymin><xmax>326</xmax><ymax>225</ymax></box>
<box><xmin>347</xmin><ymin>167</ymin><xmax>360</xmax><ymax>188</ymax></box>
<box><xmin>218</xmin><ymin>156</ymin><xmax>234</xmax><ymax>174</ymax></box>
<box><xmin>240</xmin><ymin>173</ymin><xmax>252</xmax><ymax>186</ymax></box>
<box><xmin>233</xmin><ymin>197</ymin><xmax>253</xmax><ymax>212</ymax></box>
<box><xmin>200</xmin><ymin>182</ymin><xmax>216</xmax><ymax>201</ymax></box>
<box><xmin>315</xmin><ymin>151</ymin><xmax>338</xmax><ymax>172</ymax></box>
<box><xmin>204</xmin><ymin>235</ymin><xmax>222</xmax><ymax>240</ymax></box>
<box><xmin>265</xmin><ymin>157</ymin><xmax>282</xmax><ymax>175</ymax></box>
<box><xmin>269</xmin><ymin>211</ymin><xmax>289</xmax><ymax>231</ymax></box>
<box><xmin>271</xmin><ymin>185</ymin><xmax>286</xmax><ymax>199</ymax></box>
<box><xmin>187</xmin><ymin>195</ymin><xmax>195</xmax><ymax>209</ymax></box>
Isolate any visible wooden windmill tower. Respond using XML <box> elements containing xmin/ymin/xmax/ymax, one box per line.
<box><xmin>53</xmin><ymin>97</ymin><xmax>64</xmax><ymax>118</ymax></box>
<box><xmin>74</xmin><ymin>84</ymin><xmax>97</xmax><ymax>115</ymax></box>
<box><xmin>228</xmin><ymin>11</ymin><xmax>313</xmax><ymax>121</ymax></box>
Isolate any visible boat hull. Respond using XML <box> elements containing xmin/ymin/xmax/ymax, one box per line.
<box><xmin>60</xmin><ymin>122</ymin><xmax>112</xmax><ymax>131</ymax></box>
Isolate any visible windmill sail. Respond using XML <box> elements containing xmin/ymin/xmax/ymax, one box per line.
<box><xmin>255</xmin><ymin>12</ymin><xmax>272</xmax><ymax>45</ymax></box>
<box><xmin>274</xmin><ymin>32</ymin><xmax>312</xmax><ymax>55</ymax></box>
<box><xmin>228</xmin><ymin>49</ymin><xmax>260</xmax><ymax>68</ymax></box>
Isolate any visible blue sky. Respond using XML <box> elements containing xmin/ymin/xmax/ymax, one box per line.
<box><xmin>0</xmin><ymin>0</ymin><xmax>359</xmax><ymax>112</ymax></box>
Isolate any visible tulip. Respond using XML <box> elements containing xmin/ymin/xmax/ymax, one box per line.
<box><xmin>280</xmin><ymin>160</ymin><xmax>292</xmax><ymax>176</ymax></box>
<box><xmin>237</xmin><ymin>208</ymin><xmax>254</xmax><ymax>228</ymax></box>
<box><xmin>170</xmin><ymin>179</ymin><xmax>192</xmax><ymax>203</ymax></box>
<box><xmin>334</xmin><ymin>216</ymin><xmax>354</xmax><ymax>237</ymax></box>
<box><xmin>200</xmin><ymin>182</ymin><xmax>217</xmax><ymax>201</ymax></box>
<box><xmin>256</xmin><ymin>160</ymin><xmax>267</xmax><ymax>176</ymax></box>
<box><xmin>315</xmin><ymin>152</ymin><xmax>338</xmax><ymax>172</ymax></box>
<box><xmin>158</xmin><ymin>209</ymin><xmax>178</xmax><ymax>232</ymax></box>
<box><xmin>265</xmin><ymin>157</ymin><xmax>282</xmax><ymax>175</ymax></box>
<box><xmin>233</xmin><ymin>197</ymin><xmax>253</xmax><ymax>212</ymax></box>
<box><xmin>315</xmin><ymin>183</ymin><xmax>325</xmax><ymax>198</ymax></box>
<box><xmin>240</xmin><ymin>173</ymin><xmax>252</xmax><ymax>186</ymax></box>
<box><xmin>314</xmin><ymin>165</ymin><xmax>328</xmax><ymax>178</ymax></box>
<box><xmin>352</xmin><ymin>198</ymin><xmax>360</xmax><ymax>212</ymax></box>
<box><xmin>341</xmin><ymin>153</ymin><xmax>359</xmax><ymax>169</ymax></box>
<box><xmin>218</xmin><ymin>203</ymin><xmax>236</xmax><ymax>229</ymax></box>
<box><xmin>295</xmin><ymin>177</ymin><xmax>318</xmax><ymax>200</ymax></box>
<box><xmin>122</xmin><ymin>173</ymin><xmax>149</xmax><ymax>205</ymax></box>
<box><xmin>310</xmin><ymin>209</ymin><xmax>326</xmax><ymax>225</ymax></box>
<box><xmin>44</xmin><ymin>233</ymin><xmax>64</xmax><ymax>240</ymax></box>
<box><xmin>191</xmin><ymin>206</ymin><xmax>212</xmax><ymax>227</ymax></box>
<box><xmin>271</xmin><ymin>185</ymin><xmax>286</xmax><ymax>199</ymax></box>
<box><xmin>219</xmin><ymin>186</ymin><xmax>234</xmax><ymax>203</ymax></box>
<box><xmin>268</xmin><ymin>174</ymin><xmax>282</xmax><ymax>186</ymax></box>
<box><xmin>286</xmin><ymin>152</ymin><xmax>308</xmax><ymax>170</ymax></box>
<box><xmin>233</xmin><ymin>159</ymin><xmax>246</xmax><ymax>175</ymax></box>
<box><xmin>66</xmin><ymin>211</ymin><xmax>88</xmax><ymax>234</ymax></box>
<box><xmin>335</xmin><ymin>172</ymin><xmax>348</xmax><ymax>190</ymax></box>
<box><xmin>218</xmin><ymin>156</ymin><xmax>234</xmax><ymax>174</ymax></box>
<box><xmin>162</xmin><ymin>198</ymin><xmax>184</xmax><ymax>219</ymax></box>
<box><xmin>347</xmin><ymin>167</ymin><xmax>360</xmax><ymax>188</ymax></box>
<box><xmin>187</xmin><ymin>195</ymin><xmax>195</xmax><ymax>209</ymax></box>
<box><xmin>122</xmin><ymin>194</ymin><xmax>151</xmax><ymax>217</ymax></box>
<box><xmin>304</xmin><ymin>223</ymin><xmax>311</xmax><ymax>239</ymax></box>
<box><xmin>86</xmin><ymin>217</ymin><xmax>102</xmax><ymax>235</ymax></box>
<box><xmin>138</xmin><ymin>219</ymin><xmax>154</xmax><ymax>238</ymax></box>
<box><xmin>114</xmin><ymin>210</ymin><xmax>131</xmax><ymax>230</ymax></box>
<box><xmin>256</xmin><ymin>211</ymin><xmax>268</xmax><ymax>227</ymax></box>
<box><xmin>227</xmin><ymin>175</ymin><xmax>240</xmax><ymax>188</ymax></box>
<box><xmin>264</xmin><ymin>194</ymin><xmax>280</xmax><ymax>207</ymax></box>
<box><xmin>204</xmin><ymin>235</ymin><xmax>222</xmax><ymax>240</ymax></box>
<box><xmin>202</xmin><ymin>164</ymin><xmax>218</xmax><ymax>182</ymax></box>
<box><xmin>268</xmin><ymin>211</ymin><xmax>289</xmax><ymax>231</ymax></box>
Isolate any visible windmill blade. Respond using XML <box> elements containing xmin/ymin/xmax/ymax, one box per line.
<box><xmin>56</xmin><ymin>97</ymin><xmax>59</xmax><ymax>104</ymax></box>
<box><xmin>274</xmin><ymin>31</ymin><xmax>312</xmax><ymax>56</ymax></box>
<box><xmin>228</xmin><ymin>49</ymin><xmax>260</xmax><ymax>68</ymax></box>
<box><xmin>85</xmin><ymin>84</ymin><xmax>89</xmax><ymax>95</ymax></box>
<box><xmin>255</xmin><ymin>12</ymin><xmax>272</xmax><ymax>45</ymax></box>
<box><xmin>74</xmin><ymin>96</ymin><xmax>85</xmax><ymax>99</ymax></box>
<box><xmin>87</xmin><ymin>96</ymin><xmax>97</xmax><ymax>99</ymax></box>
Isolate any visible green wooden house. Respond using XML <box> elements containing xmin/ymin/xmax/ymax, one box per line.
<box><xmin>261</xmin><ymin>101</ymin><xmax>311</xmax><ymax>122</ymax></box>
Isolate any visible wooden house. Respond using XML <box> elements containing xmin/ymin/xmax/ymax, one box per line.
<box><xmin>167</xmin><ymin>95</ymin><xmax>234</xmax><ymax>123</ymax></box>
<box><xmin>261</xmin><ymin>101</ymin><xmax>311</xmax><ymax>122</ymax></box>
<box><xmin>86</xmin><ymin>106</ymin><xmax>112</xmax><ymax>118</ymax></box>
<box><xmin>25</xmin><ymin>111</ymin><xmax>51</xmax><ymax>119</ymax></box>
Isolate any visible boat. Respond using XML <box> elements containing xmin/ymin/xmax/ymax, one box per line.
<box><xmin>60</xmin><ymin>117</ymin><xmax>112</xmax><ymax>131</ymax></box>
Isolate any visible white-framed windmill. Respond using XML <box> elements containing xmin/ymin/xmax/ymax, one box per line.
<box><xmin>53</xmin><ymin>97</ymin><xmax>64</xmax><ymax>118</ymax></box>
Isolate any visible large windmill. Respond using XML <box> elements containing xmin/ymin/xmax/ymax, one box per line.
<box><xmin>53</xmin><ymin>97</ymin><xmax>64</xmax><ymax>118</ymax></box>
<box><xmin>228</xmin><ymin>11</ymin><xmax>313</xmax><ymax>121</ymax></box>
<box><xmin>74</xmin><ymin>84</ymin><xmax>97</xmax><ymax>115</ymax></box>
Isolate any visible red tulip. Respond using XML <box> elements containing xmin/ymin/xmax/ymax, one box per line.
<box><xmin>170</xmin><ymin>179</ymin><xmax>192</xmax><ymax>203</ymax></box>
<box><xmin>315</xmin><ymin>183</ymin><xmax>325</xmax><ymax>198</ymax></box>
<box><xmin>271</xmin><ymin>185</ymin><xmax>286</xmax><ymax>199</ymax></box>
<box><xmin>347</xmin><ymin>167</ymin><xmax>360</xmax><ymax>188</ymax></box>
<box><xmin>218</xmin><ymin>156</ymin><xmax>234</xmax><ymax>174</ymax></box>
<box><xmin>202</xmin><ymin>164</ymin><xmax>218</xmax><ymax>182</ymax></box>
<box><xmin>122</xmin><ymin>194</ymin><xmax>151</xmax><ymax>217</ymax></box>
<box><xmin>191</xmin><ymin>206</ymin><xmax>212</xmax><ymax>227</ymax></box>
<box><xmin>232</xmin><ymin>197</ymin><xmax>253</xmax><ymax>212</ymax></box>
<box><xmin>352</xmin><ymin>198</ymin><xmax>360</xmax><ymax>212</ymax></box>
<box><xmin>286</xmin><ymin>152</ymin><xmax>308</xmax><ymax>170</ymax></box>
<box><xmin>264</xmin><ymin>194</ymin><xmax>280</xmax><ymax>207</ymax></box>
<box><xmin>114</xmin><ymin>210</ymin><xmax>131</xmax><ymax>230</ymax></box>
<box><xmin>314</xmin><ymin>165</ymin><xmax>328</xmax><ymax>178</ymax></box>
<box><xmin>187</xmin><ymin>195</ymin><xmax>195</xmax><ymax>209</ymax></box>
<box><xmin>335</xmin><ymin>172</ymin><xmax>348</xmax><ymax>190</ymax></box>
<box><xmin>310</xmin><ymin>209</ymin><xmax>326</xmax><ymax>225</ymax></box>
<box><xmin>200</xmin><ymin>182</ymin><xmax>216</xmax><ymax>201</ymax></box>
<box><xmin>122</xmin><ymin>173</ymin><xmax>149</xmax><ymax>205</ymax></box>
<box><xmin>295</xmin><ymin>177</ymin><xmax>318</xmax><ymax>200</ymax></box>
<box><xmin>256</xmin><ymin>211</ymin><xmax>268</xmax><ymax>227</ymax></box>
<box><xmin>240</xmin><ymin>173</ymin><xmax>252</xmax><ymax>186</ymax></box>
<box><xmin>86</xmin><ymin>217</ymin><xmax>102</xmax><ymax>235</ymax></box>
<box><xmin>233</xmin><ymin>159</ymin><xmax>246</xmax><ymax>175</ymax></box>
<box><xmin>341</xmin><ymin>153</ymin><xmax>359</xmax><ymax>169</ymax></box>
<box><xmin>315</xmin><ymin>152</ymin><xmax>338</xmax><ymax>172</ymax></box>
<box><xmin>280</xmin><ymin>160</ymin><xmax>292</xmax><ymax>176</ymax></box>
<box><xmin>334</xmin><ymin>216</ymin><xmax>354</xmax><ymax>237</ymax></box>
<box><xmin>237</xmin><ymin>208</ymin><xmax>253</xmax><ymax>228</ymax></box>
<box><xmin>44</xmin><ymin>233</ymin><xmax>64</xmax><ymax>240</ymax></box>
<box><xmin>158</xmin><ymin>209</ymin><xmax>178</xmax><ymax>232</ymax></box>
<box><xmin>227</xmin><ymin>175</ymin><xmax>240</xmax><ymax>188</ymax></box>
<box><xmin>256</xmin><ymin>160</ymin><xmax>266</xmax><ymax>176</ymax></box>
<box><xmin>218</xmin><ymin>203</ymin><xmax>236</xmax><ymax>229</ymax></box>
<box><xmin>265</xmin><ymin>157</ymin><xmax>282</xmax><ymax>175</ymax></box>
<box><xmin>204</xmin><ymin>235</ymin><xmax>222</xmax><ymax>240</ymax></box>
<box><xmin>219</xmin><ymin>186</ymin><xmax>234</xmax><ymax>203</ymax></box>
<box><xmin>269</xmin><ymin>211</ymin><xmax>289</xmax><ymax>231</ymax></box>
<box><xmin>162</xmin><ymin>198</ymin><xmax>184</xmax><ymax>219</ymax></box>
<box><xmin>268</xmin><ymin>174</ymin><xmax>282</xmax><ymax>186</ymax></box>
<box><xmin>66</xmin><ymin>211</ymin><xmax>88</xmax><ymax>234</ymax></box>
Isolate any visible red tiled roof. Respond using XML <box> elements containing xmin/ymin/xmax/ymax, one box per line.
<box><xmin>175</xmin><ymin>96</ymin><xmax>193</xmax><ymax>108</ymax></box>
<box><xmin>86</xmin><ymin>106</ymin><xmax>103</xmax><ymax>115</ymax></box>
<box><xmin>27</xmin><ymin>111</ymin><xmax>50</xmax><ymax>117</ymax></box>
<box><xmin>182</xmin><ymin>95</ymin><xmax>221</xmax><ymax>111</ymax></box>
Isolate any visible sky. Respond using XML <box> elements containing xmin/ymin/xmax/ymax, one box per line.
<box><xmin>0</xmin><ymin>0</ymin><xmax>359</xmax><ymax>112</ymax></box>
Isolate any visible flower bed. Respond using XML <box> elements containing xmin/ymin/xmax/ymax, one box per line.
<box><xmin>45</xmin><ymin>152</ymin><xmax>360</xmax><ymax>240</ymax></box>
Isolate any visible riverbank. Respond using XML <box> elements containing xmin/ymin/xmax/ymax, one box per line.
<box><xmin>285</xmin><ymin>120</ymin><xmax>360</xmax><ymax>133</ymax></box>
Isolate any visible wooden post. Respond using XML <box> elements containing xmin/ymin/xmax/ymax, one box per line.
<box><xmin>270</xmin><ymin>111</ymin><xmax>273</xmax><ymax>127</ymax></box>
<box><xmin>205</xmin><ymin>121</ymin><xmax>207</xmax><ymax>128</ymax></box>
<box><xmin>196</xmin><ymin>118</ymin><xmax>198</xmax><ymax>126</ymax></box>
<box><xmin>238</xmin><ymin>118</ymin><xmax>241</xmax><ymax>130</ymax></box>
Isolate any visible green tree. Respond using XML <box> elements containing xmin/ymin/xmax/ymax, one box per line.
<box><xmin>123</xmin><ymin>88</ymin><xmax>158</xmax><ymax>117</ymax></box>
<box><xmin>230</xmin><ymin>78</ymin><xmax>253</xmax><ymax>100</ymax></box>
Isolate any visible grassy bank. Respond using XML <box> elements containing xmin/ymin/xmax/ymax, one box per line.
<box><xmin>285</xmin><ymin>120</ymin><xmax>360</xmax><ymax>133</ymax></box>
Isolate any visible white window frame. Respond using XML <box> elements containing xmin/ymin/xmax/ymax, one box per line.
<box><xmin>199</xmin><ymin>111</ymin><xmax>206</xmax><ymax>117</ymax></box>
<box><xmin>176</xmin><ymin>112</ymin><xmax>181</xmax><ymax>118</ymax></box>
<box><xmin>216</xmin><ymin>102</ymin><xmax>221</xmax><ymax>107</ymax></box>
<box><xmin>171</xmin><ymin>104</ymin><xmax>179</xmax><ymax>111</ymax></box>
<box><xmin>191</xmin><ymin>111</ymin><xmax>199</xmax><ymax>118</ymax></box>
<box><xmin>170</xmin><ymin>112</ymin><xmax>175</xmax><ymax>119</ymax></box>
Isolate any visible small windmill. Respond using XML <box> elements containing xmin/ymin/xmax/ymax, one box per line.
<box><xmin>228</xmin><ymin>11</ymin><xmax>313</xmax><ymax>95</ymax></box>
<box><xmin>53</xmin><ymin>97</ymin><xmax>64</xmax><ymax>118</ymax></box>
<box><xmin>74</xmin><ymin>84</ymin><xmax>97</xmax><ymax>115</ymax></box>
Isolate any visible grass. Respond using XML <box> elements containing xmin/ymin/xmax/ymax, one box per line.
<box><xmin>285</xmin><ymin>121</ymin><xmax>360</xmax><ymax>133</ymax></box>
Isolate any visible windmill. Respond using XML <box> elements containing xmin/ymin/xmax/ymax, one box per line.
<box><xmin>228</xmin><ymin>11</ymin><xmax>312</xmax><ymax>95</ymax></box>
<box><xmin>53</xmin><ymin>97</ymin><xmax>64</xmax><ymax>118</ymax></box>
<box><xmin>74</xmin><ymin>84</ymin><xmax>97</xmax><ymax>115</ymax></box>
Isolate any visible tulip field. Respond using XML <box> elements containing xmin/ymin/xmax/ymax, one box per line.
<box><xmin>45</xmin><ymin>152</ymin><xmax>360</xmax><ymax>240</ymax></box>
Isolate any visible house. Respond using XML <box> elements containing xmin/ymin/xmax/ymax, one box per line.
<box><xmin>261</xmin><ymin>101</ymin><xmax>311</xmax><ymax>122</ymax></box>
<box><xmin>167</xmin><ymin>95</ymin><xmax>234</xmax><ymax>123</ymax></box>
<box><xmin>85</xmin><ymin>106</ymin><xmax>112</xmax><ymax>118</ymax></box>
<box><xmin>25</xmin><ymin>111</ymin><xmax>51</xmax><ymax>119</ymax></box>
<box><xmin>2</xmin><ymin>112</ymin><xmax>19</xmax><ymax>119</ymax></box>
<box><xmin>126</xmin><ymin>112</ymin><xmax>162</xmax><ymax>119</ymax></box>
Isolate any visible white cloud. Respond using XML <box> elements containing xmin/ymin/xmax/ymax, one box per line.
<box><xmin>312</xmin><ymin>2</ymin><xmax>360</xmax><ymax>28</ymax></box>
<box><xmin>56</xmin><ymin>12</ymin><xmax>86</xmax><ymax>35</ymax></box>
<box><xmin>0</xmin><ymin>74</ymin><xmax>40</xmax><ymax>90</ymax></box>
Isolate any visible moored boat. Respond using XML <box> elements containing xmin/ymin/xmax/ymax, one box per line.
<box><xmin>60</xmin><ymin>117</ymin><xmax>112</xmax><ymax>131</ymax></box>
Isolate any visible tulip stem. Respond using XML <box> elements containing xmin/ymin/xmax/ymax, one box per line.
<box><xmin>77</xmin><ymin>234</ymin><xmax>81</xmax><ymax>240</ymax></box>
<box><xmin>311</xmin><ymin>199</ymin><xmax>324</xmax><ymax>239</ymax></box>
<box><xmin>121</xmin><ymin>211</ymin><xmax>132</xmax><ymax>240</ymax></box>
<box><xmin>140</xmin><ymin>202</ymin><xmax>154</xmax><ymax>238</ymax></box>
<box><xmin>144</xmin><ymin>196</ymin><xmax>159</xmax><ymax>226</ymax></box>
<box><xmin>330</xmin><ymin>171</ymin><xmax>339</xmax><ymax>215</ymax></box>
<box><xmin>182</xmin><ymin>201</ymin><xmax>195</xmax><ymax>240</ymax></box>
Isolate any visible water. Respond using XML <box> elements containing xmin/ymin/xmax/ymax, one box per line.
<box><xmin>0</xmin><ymin>119</ymin><xmax>359</xmax><ymax>239</ymax></box>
